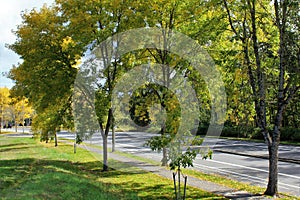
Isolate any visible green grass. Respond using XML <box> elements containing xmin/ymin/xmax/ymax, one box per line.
<box><xmin>0</xmin><ymin>136</ymin><xmax>225</xmax><ymax>200</ymax></box>
<box><xmin>181</xmin><ymin>169</ymin><xmax>265</xmax><ymax>194</ymax></box>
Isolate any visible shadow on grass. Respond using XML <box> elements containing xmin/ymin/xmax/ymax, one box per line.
<box><xmin>0</xmin><ymin>158</ymin><xmax>142</xmax><ymax>200</ymax></box>
<box><xmin>0</xmin><ymin>146</ymin><xmax>33</xmax><ymax>153</ymax></box>
<box><xmin>0</xmin><ymin>143</ymin><xmax>28</xmax><ymax>149</ymax></box>
<box><xmin>0</xmin><ymin>157</ymin><xmax>224</xmax><ymax>199</ymax></box>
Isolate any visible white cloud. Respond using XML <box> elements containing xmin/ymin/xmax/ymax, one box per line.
<box><xmin>0</xmin><ymin>0</ymin><xmax>54</xmax><ymax>88</ymax></box>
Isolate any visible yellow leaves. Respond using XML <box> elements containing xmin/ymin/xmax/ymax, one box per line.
<box><xmin>0</xmin><ymin>88</ymin><xmax>10</xmax><ymax>106</ymax></box>
<box><xmin>234</xmin><ymin>68</ymin><xmax>242</xmax><ymax>81</ymax></box>
<box><xmin>61</xmin><ymin>36</ymin><xmax>75</xmax><ymax>52</ymax></box>
<box><xmin>111</xmin><ymin>0</ymin><xmax>121</xmax><ymax>9</ymax></box>
<box><xmin>61</xmin><ymin>36</ymin><xmax>82</xmax><ymax>68</ymax></box>
<box><xmin>11</xmin><ymin>97</ymin><xmax>34</xmax><ymax>120</ymax></box>
<box><xmin>72</xmin><ymin>55</ymin><xmax>82</xmax><ymax>69</ymax></box>
<box><xmin>0</xmin><ymin>88</ymin><xmax>11</xmax><ymax>123</ymax></box>
<box><xmin>165</xmin><ymin>100</ymin><xmax>178</xmax><ymax>111</ymax></box>
<box><xmin>0</xmin><ymin>89</ymin><xmax>34</xmax><ymax>125</ymax></box>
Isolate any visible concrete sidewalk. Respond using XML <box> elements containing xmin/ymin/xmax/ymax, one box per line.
<box><xmin>78</xmin><ymin>143</ymin><xmax>269</xmax><ymax>200</ymax></box>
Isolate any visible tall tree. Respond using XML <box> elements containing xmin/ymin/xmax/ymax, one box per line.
<box><xmin>265</xmin><ymin>0</ymin><xmax>300</xmax><ymax>195</ymax></box>
<box><xmin>60</xmin><ymin>0</ymin><xmax>145</xmax><ymax>171</ymax></box>
<box><xmin>138</xmin><ymin>0</ymin><xmax>216</xmax><ymax>166</ymax></box>
<box><xmin>222</xmin><ymin>0</ymin><xmax>299</xmax><ymax>196</ymax></box>
<box><xmin>9</xmin><ymin>5</ymin><xmax>81</xmax><ymax>142</ymax></box>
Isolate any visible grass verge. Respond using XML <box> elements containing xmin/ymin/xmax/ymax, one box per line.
<box><xmin>0</xmin><ymin>136</ymin><xmax>225</xmax><ymax>200</ymax></box>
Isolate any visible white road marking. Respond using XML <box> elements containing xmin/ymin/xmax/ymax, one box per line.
<box><xmin>206</xmin><ymin>159</ymin><xmax>300</xmax><ymax>179</ymax></box>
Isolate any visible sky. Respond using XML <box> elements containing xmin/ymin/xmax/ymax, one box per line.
<box><xmin>0</xmin><ymin>0</ymin><xmax>55</xmax><ymax>88</ymax></box>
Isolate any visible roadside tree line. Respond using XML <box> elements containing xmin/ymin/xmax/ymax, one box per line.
<box><xmin>7</xmin><ymin>0</ymin><xmax>299</xmax><ymax>196</ymax></box>
<box><xmin>0</xmin><ymin>87</ymin><xmax>33</xmax><ymax>133</ymax></box>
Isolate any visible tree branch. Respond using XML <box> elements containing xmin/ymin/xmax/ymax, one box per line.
<box><xmin>223</xmin><ymin>0</ymin><xmax>243</xmax><ymax>41</ymax></box>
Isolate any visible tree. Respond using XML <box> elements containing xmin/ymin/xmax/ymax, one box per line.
<box><xmin>222</xmin><ymin>0</ymin><xmax>299</xmax><ymax>196</ymax></box>
<box><xmin>62</xmin><ymin>0</ymin><xmax>146</xmax><ymax>171</ymax></box>
<box><xmin>264</xmin><ymin>0</ymin><xmax>300</xmax><ymax>195</ymax></box>
<box><xmin>134</xmin><ymin>0</ymin><xmax>218</xmax><ymax>166</ymax></box>
<box><xmin>5</xmin><ymin>97</ymin><xmax>33</xmax><ymax>132</ymax></box>
<box><xmin>0</xmin><ymin>87</ymin><xmax>10</xmax><ymax>133</ymax></box>
<box><xmin>9</xmin><ymin>5</ymin><xmax>81</xmax><ymax>142</ymax></box>
<box><xmin>72</xmin><ymin>0</ymin><xmax>226</xmax><ymax>171</ymax></box>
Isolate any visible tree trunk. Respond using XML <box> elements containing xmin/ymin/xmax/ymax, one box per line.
<box><xmin>162</xmin><ymin>147</ymin><xmax>168</xmax><ymax>166</ymax></box>
<box><xmin>22</xmin><ymin>120</ymin><xmax>25</xmax><ymax>133</ymax></box>
<box><xmin>112</xmin><ymin>127</ymin><xmax>115</xmax><ymax>152</ymax></box>
<box><xmin>54</xmin><ymin>132</ymin><xmax>58</xmax><ymax>147</ymax></box>
<box><xmin>112</xmin><ymin>117</ymin><xmax>115</xmax><ymax>152</ymax></box>
<box><xmin>161</xmin><ymin>125</ymin><xmax>168</xmax><ymax>166</ymax></box>
<box><xmin>265</xmin><ymin>139</ymin><xmax>279</xmax><ymax>196</ymax></box>
<box><xmin>102</xmin><ymin>108</ymin><xmax>112</xmax><ymax>171</ymax></box>
<box><xmin>15</xmin><ymin>117</ymin><xmax>18</xmax><ymax>132</ymax></box>
<box><xmin>102</xmin><ymin>134</ymin><xmax>108</xmax><ymax>171</ymax></box>
<box><xmin>265</xmin><ymin>91</ymin><xmax>284</xmax><ymax>196</ymax></box>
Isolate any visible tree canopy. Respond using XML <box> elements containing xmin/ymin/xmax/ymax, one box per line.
<box><xmin>8</xmin><ymin>0</ymin><xmax>299</xmax><ymax>196</ymax></box>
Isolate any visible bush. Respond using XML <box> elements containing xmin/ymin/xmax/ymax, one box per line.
<box><xmin>221</xmin><ymin>126</ymin><xmax>256</xmax><ymax>138</ymax></box>
<box><xmin>280</xmin><ymin>127</ymin><xmax>300</xmax><ymax>142</ymax></box>
<box><xmin>195</xmin><ymin>123</ymin><xmax>300</xmax><ymax>142</ymax></box>
<box><xmin>249</xmin><ymin>128</ymin><xmax>264</xmax><ymax>140</ymax></box>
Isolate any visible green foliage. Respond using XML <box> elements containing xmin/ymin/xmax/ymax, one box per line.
<box><xmin>169</xmin><ymin>148</ymin><xmax>197</xmax><ymax>170</ymax></box>
<box><xmin>134</xmin><ymin>82</ymin><xmax>200</xmax><ymax>170</ymax></box>
<box><xmin>220</xmin><ymin>125</ymin><xmax>300</xmax><ymax>143</ymax></box>
<box><xmin>8</xmin><ymin>5</ymin><xmax>80</xmax><ymax>139</ymax></box>
<box><xmin>191</xmin><ymin>136</ymin><xmax>204</xmax><ymax>146</ymax></box>
<box><xmin>7</xmin><ymin>1</ymin><xmax>300</xmax><ymax>194</ymax></box>
<box><xmin>145</xmin><ymin>135</ymin><xmax>172</xmax><ymax>152</ymax></box>
<box><xmin>129</xmin><ymin>83</ymin><xmax>181</xmax><ymax>131</ymax></box>
<box><xmin>129</xmin><ymin>87</ymin><xmax>153</xmax><ymax>127</ymax></box>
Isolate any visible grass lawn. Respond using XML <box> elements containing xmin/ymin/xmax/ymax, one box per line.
<box><xmin>0</xmin><ymin>136</ymin><xmax>225</xmax><ymax>200</ymax></box>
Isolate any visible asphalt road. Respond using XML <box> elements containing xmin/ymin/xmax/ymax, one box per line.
<box><xmin>57</xmin><ymin>131</ymin><xmax>300</xmax><ymax>197</ymax></box>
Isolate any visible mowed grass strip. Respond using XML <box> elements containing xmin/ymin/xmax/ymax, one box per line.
<box><xmin>0</xmin><ymin>136</ymin><xmax>225</xmax><ymax>200</ymax></box>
